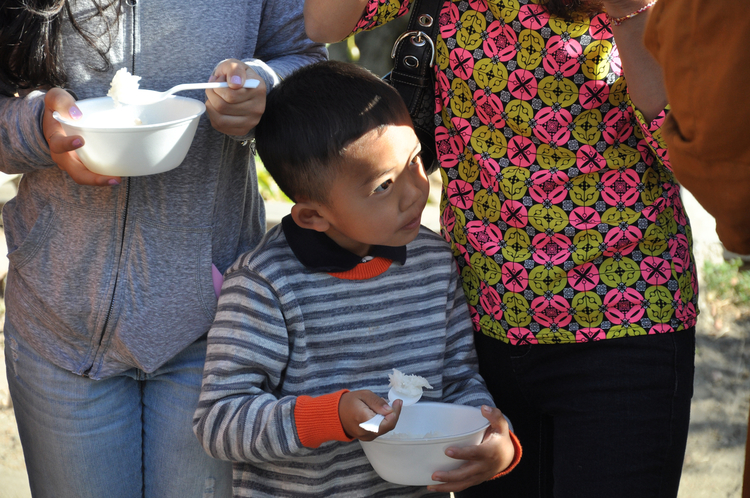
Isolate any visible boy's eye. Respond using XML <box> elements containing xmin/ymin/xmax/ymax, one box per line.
<box><xmin>374</xmin><ymin>179</ymin><xmax>393</xmax><ymax>193</ymax></box>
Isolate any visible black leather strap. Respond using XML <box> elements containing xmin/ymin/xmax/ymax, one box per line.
<box><xmin>386</xmin><ymin>0</ymin><xmax>443</xmax><ymax>174</ymax></box>
<box><xmin>389</xmin><ymin>0</ymin><xmax>443</xmax><ymax>114</ymax></box>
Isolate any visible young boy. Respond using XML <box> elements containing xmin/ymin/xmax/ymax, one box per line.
<box><xmin>193</xmin><ymin>60</ymin><xmax>521</xmax><ymax>497</ymax></box>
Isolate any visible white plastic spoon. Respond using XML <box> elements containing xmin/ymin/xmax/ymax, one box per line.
<box><xmin>359</xmin><ymin>387</ymin><xmax>424</xmax><ymax>432</ymax></box>
<box><xmin>118</xmin><ymin>79</ymin><xmax>260</xmax><ymax>105</ymax></box>
<box><xmin>359</xmin><ymin>369</ymin><xmax>433</xmax><ymax>433</ymax></box>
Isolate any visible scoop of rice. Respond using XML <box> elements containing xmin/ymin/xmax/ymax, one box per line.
<box><xmin>107</xmin><ymin>67</ymin><xmax>141</xmax><ymax>106</ymax></box>
<box><xmin>388</xmin><ymin>368</ymin><xmax>432</xmax><ymax>398</ymax></box>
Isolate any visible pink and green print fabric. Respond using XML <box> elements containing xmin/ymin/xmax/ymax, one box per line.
<box><xmin>354</xmin><ymin>0</ymin><xmax>699</xmax><ymax>345</ymax></box>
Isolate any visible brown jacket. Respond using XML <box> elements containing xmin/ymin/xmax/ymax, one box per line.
<box><xmin>645</xmin><ymin>0</ymin><xmax>750</xmax><ymax>254</ymax></box>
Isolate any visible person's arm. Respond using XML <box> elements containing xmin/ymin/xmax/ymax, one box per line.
<box><xmin>304</xmin><ymin>0</ymin><xmax>411</xmax><ymax>43</ymax></box>
<box><xmin>192</xmin><ymin>264</ymin><xmax>401</xmax><ymax>461</ymax></box>
<box><xmin>0</xmin><ymin>90</ymin><xmax>119</xmax><ymax>186</ymax></box>
<box><xmin>251</xmin><ymin>0</ymin><xmax>328</xmax><ymax>88</ymax></box>
<box><xmin>0</xmin><ymin>92</ymin><xmax>54</xmax><ymax>175</ymax></box>
<box><xmin>604</xmin><ymin>0</ymin><xmax>667</xmax><ymax>123</ymax></box>
<box><xmin>303</xmin><ymin>0</ymin><xmax>369</xmax><ymax>43</ymax></box>
<box><xmin>424</xmin><ymin>256</ymin><xmax>521</xmax><ymax>492</ymax></box>
<box><xmin>439</xmin><ymin>260</ymin><xmax>496</xmax><ymax>407</ymax></box>
<box><xmin>644</xmin><ymin>0</ymin><xmax>750</xmax><ymax>255</ymax></box>
<box><xmin>428</xmin><ymin>406</ymin><xmax>522</xmax><ymax>493</ymax></box>
<box><xmin>193</xmin><ymin>267</ymin><xmax>320</xmax><ymax>462</ymax></box>
<box><xmin>205</xmin><ymin>0</ymin><xmax>327</xmax><ymax>140</ymax></box>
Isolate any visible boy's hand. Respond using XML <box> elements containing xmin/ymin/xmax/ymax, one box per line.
<box><xmin>206</xmin><ymin>58</ymin><xmax>267</xmax><ymax>136</ymax></box>
<box><xmin>426</xmin><ymin>405</ymin><xmax>516</xmax><ymax>493</ymax></box>
<box><xmin>339</xmin><ymin>390</ymin><xmax>402</xmax><ymax>441</ymax></box>
<box><xmin>43</xmin><ymin>88</ymin><xmax>121</xmax><ymax>186</ymax></box>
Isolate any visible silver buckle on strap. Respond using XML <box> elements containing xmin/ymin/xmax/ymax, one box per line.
<box><xmin>390</xmin><ymin>31</ymin><xmax>436</xmax><ymax>68</ymax></box>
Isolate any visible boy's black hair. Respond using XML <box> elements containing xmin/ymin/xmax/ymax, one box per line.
<box><xmin>255</xmin><ymin>60</ymin><xmax>412</xmax><ymax>204</ymax></box>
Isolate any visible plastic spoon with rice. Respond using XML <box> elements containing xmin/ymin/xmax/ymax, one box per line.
<box><xmin>359</xmin><ymin>369</ymin><xmax>432</xmax><ymax>433</ymax></box>
<box><xmin>107</xmin><ymin>67</ymin><xmax>260</xmax><ymax>106</ymax></box>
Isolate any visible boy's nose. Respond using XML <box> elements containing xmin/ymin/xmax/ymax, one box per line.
<box><xmin>400</xmin><ymin>167</ymin><xmax>429</xmax><ymax>212</ymax></box>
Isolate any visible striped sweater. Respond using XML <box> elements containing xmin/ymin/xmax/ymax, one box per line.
<box><xmin>193</xmin><ymin>222</ymin><xmax>495</xmax><ymax>497</ymax></box>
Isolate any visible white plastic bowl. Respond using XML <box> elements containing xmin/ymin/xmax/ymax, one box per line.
<box><xmin>53</xmin><ymin>96</ymin><xmax>206</xmax><ymax>177</ymax></box>
<box><xmin>360</xmin><ymin>402</ymin><xmax>489</xmax><ymax>486</ymax></box>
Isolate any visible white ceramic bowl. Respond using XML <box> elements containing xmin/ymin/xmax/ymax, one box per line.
<box><xmin>53</xmin><ymin>96</ymin><xmax>206</xmax><ymax>177</ymax></box>
<box><xmin>360</xmin><ymin>402</ymin><xmax>489</xmax><ymax>486</ymax></box>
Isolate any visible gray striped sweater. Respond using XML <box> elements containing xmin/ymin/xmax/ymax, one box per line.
<box><xmin>193</xmin><ymin>224</ymin><xmax>494</xmax><ymax>497</ymax></box>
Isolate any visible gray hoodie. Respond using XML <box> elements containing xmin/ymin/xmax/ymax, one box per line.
<box><xmin>0</xmin><ymin>0</ymin><xmax>326</xmax><ymax>379</ymax></box>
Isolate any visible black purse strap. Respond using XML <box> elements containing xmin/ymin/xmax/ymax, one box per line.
<box><xmin>388</xmin><ymin>0</ymin><xmax>443</xmax><ymax>115</ymax></box>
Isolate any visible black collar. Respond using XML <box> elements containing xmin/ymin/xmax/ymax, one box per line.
<box><xmin>281</xmin><ymin>215</ymin><xmax>407</xmax><ymax>272</ymax></box>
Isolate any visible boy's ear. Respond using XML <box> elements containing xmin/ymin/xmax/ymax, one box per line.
<box><xmin>291</xmin><ymin>201</ymin><xmax>331</xmax><ymax>233</ymax></box>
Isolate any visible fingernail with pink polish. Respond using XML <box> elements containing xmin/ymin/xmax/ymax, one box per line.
<box><xmin>108</xmin><ymin>179</ymin><xmax>120</xmax><ymax>186</ymax></box>
<box><xmin>72</xmin><ymin>139</ymin><xmax>83</xmax><ymax>148</ymax></box>
<box><xmin>230</xmin><ymin>75</ymin><xmax>242</xmax><ymax>85</ymax></box>
<box><xmin>69</xmin><ymin>106</ymin><xmax>82</xmax><ymax>120</ymax></box>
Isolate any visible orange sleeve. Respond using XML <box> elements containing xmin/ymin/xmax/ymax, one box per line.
<box><xmin>294</xmin><ymin>389</ymin><xmax>354</xmax><ymax>448</ymax></box>
<box><xmin>493</xmin><ymin>430</ymin><xmax>522</xmax><ymax>479</ymax></box>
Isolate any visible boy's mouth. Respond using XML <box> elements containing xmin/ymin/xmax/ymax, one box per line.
<box><xmin>402</xmin><ymin>214</ymin><xmax>422</xmax><ymax>231</ymax></box>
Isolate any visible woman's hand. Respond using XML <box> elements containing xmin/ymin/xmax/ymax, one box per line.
<box><xmin>205</xmin><ymin>59</ymin><xmax>267</xmax><ymax>136</ymax></box>
<box><xmin>338</xmin><ymin>390</ymin><xmax>402</xmax><ymax>442</ymax></box>
<box><xmin>426</xmin><ymin>406</ymin><xmax>516</xmax><ymax>493</ymax></box>
<box><xmin>42</xmin><ymin>88</ymin><xmax>121</xmax><ymax>186</ymax></box>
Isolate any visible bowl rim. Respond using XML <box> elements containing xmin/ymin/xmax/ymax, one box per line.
<box><xmin>52</xmin><ymin>95</ymin><xmax>206</xmax><ymax>132</ymax></box>
<box><xmin>362</xmin><ymin>402</ymin><xmax>490</xmax><ymax>445</ymax></box>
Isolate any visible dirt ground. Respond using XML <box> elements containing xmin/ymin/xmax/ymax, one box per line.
<box><xmin>0</xmin><ymin>188</ymin><xmax>748</xmax><ymax>497</ymax></box>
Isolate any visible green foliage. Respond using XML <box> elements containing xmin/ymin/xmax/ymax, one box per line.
<box><xmin>256</xmin><ymin>159</ymin><xmax>291</xmax><ymax>203</ymax></box>
<box><xmin>703</xmin><ymin>258</ymin><xmax>750</xmax><ymax>306</ymax></box>
<box><xmin>326</xmin><ymin>15</ymin><xmax>410</xmax><ymax>76</ymax></box>
<box><xmin>346</xmin><ymin>37</ymin><xmax>361</xmax><ymax>62</ymax></box>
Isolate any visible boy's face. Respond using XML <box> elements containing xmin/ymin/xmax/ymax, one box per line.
<box><xmin>317</xmin><ymin>124</ymin><xmax>430</xmax><ymax>257</ymax></box>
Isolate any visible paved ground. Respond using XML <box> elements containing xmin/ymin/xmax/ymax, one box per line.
<box><xmin>0</xmin><ymin>185</ymin><xmax>747</xmax><ymax>497</ymax></box>
<box><xmin>677</xmin><ymin>190</ymin><xmax>748</xmax><ymax>498</ymax></box>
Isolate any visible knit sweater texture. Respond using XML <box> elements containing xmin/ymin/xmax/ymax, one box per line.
<box><xmin>193</xmin><ymin>224</ymin><xmax>496</xmax><ymax>497</ymax></box>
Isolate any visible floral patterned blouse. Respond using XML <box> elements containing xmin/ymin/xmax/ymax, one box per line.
<box><xmin>353</xmin><ymin>0</ymin><xmax>698</xmax><ymax>344</ymax></box>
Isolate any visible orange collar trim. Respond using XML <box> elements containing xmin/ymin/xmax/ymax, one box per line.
<box><xmin>328</xmin><ymin>257</ymin><xmax>393</xmax><ymax>280</ymax></box>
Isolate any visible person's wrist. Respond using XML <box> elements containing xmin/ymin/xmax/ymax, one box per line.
<box><xmin>602</xmin><ymin>0</ymin><xmax>656</xmax><ymax>20</ymax></box>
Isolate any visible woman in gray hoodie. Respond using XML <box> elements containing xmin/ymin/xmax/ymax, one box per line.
<box><xmin>0</xmin><ymin>1</ymin><xmax>326</xmax><ymax>496</ymax></box>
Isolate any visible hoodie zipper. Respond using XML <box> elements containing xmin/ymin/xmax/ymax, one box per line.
<box><xmin>82</xmin><ymin>0</ymin><xmax>136</xmax><ymax>377</ymax></box>
<box><xmin>83</xmin><ymin>177</ymin><xmax>131</xmax><ymax>377</ymax></box>
<box><xmin>128</xmin><ymin>0</ymin><xmax>137</xmax><ymax>71</ymax></box>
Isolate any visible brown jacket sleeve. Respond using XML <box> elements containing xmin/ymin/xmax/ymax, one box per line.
<box><xmin>644</xmin><ymin>0</ymin><xmax>750</xmax><ymax>254</ymax></box>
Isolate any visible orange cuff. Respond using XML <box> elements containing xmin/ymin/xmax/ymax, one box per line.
<box><xmin>295</xmin><ymin>390</ymin><xmax>353</xmax><ymax>448</ymax></box>
<box><xmin>493</xmin><ymin>431</ymin><xmax>523</xmax><ymax>479</ymax></box>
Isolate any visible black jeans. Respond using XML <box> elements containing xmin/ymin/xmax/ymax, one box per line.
<box><xmin>458</xmin><ymin>329</ymin><xmax>695</xmax><ymax>498</ymax></box>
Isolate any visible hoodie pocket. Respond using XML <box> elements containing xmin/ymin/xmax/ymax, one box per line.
<box><xmin>4</xmin><ymin>199</ymin><xmax>119</xmax><ymax>341</ymax></box>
